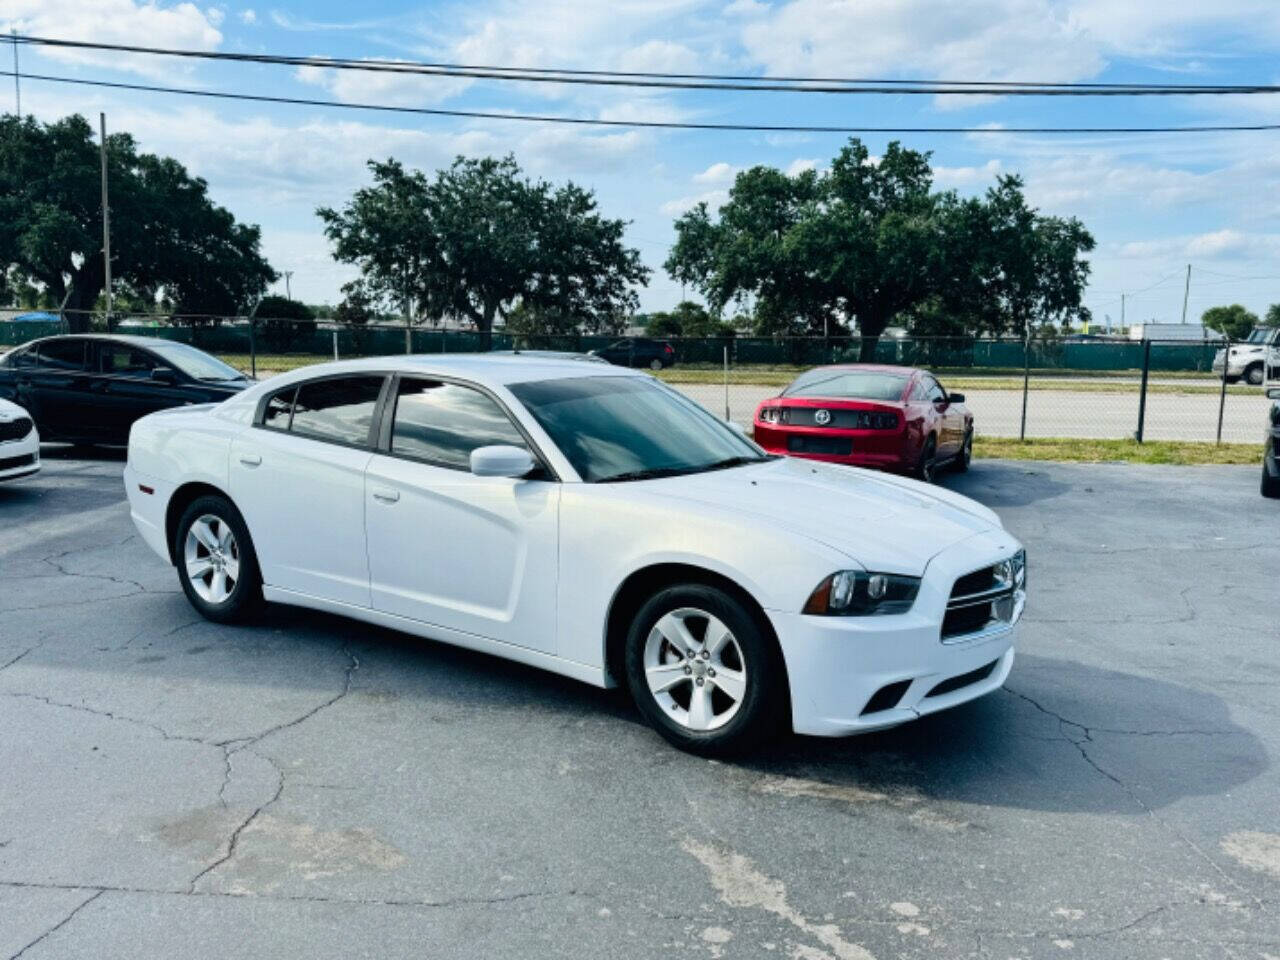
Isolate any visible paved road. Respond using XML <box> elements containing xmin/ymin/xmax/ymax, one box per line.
<box><xmin>674</xmin><ymin>382</ymin><xmax>1272</xmax><ymax>443</ymax></box>
<box><xmin>1</xmin><ymin>452</ymin><xmax>1277</xmax><ymax>958</ymax></box>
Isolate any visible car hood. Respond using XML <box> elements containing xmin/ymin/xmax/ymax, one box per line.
<box><xmin>654</xmin><ymin>457</ymin><xmax>1002</xmax><ymax>574</ymax></box>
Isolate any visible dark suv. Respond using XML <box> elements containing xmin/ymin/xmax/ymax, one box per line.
<box><xmin>588</xmin><ymin>337</ymin><xmax>676</xmax><ymax>370</ymax></box>
<box><xmin>1263</xmin><ymin>387</ymin><xmax>1280</xmax><ymax>499</ymax></box>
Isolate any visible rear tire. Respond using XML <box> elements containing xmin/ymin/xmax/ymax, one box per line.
<box><xmin>954</xmin><ymin>429</ymin><xmax>973</xmax><ymax>472</ymax></box>
<box><xmin>915</xmin><ymin>435</ymin><xmax>938</xmax><ymax>483</ymax></box>
<box><xmin>624</xmin><ymin>584</ymin><xmax>785</xmax><ymax>756</ymax></box>
<box><xmin>174</xmin><ymin>494</ymin><xmax>263</xmax><ymax>623</ymax></box>
<box><xmin>648</xmin><ymin>358</ymin><xmax>664</xmax><ymax>371</ymax></box>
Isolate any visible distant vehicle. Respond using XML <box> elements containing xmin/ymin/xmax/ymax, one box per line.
<box><xmin>588</xmin><ymin>337</ymin><xmax>676</xmax><ymax>370</ymax></box>
<box><xmin>2</xmin><ymin>311</ymin><xmax>59</xmax><ymax>324</ymax></box>
<box><xmin>753</xmin><ymin>365</ymin><xmax>972</xmax><ymax>482</ymax></box>
<box><xmin>0</xmin><ymin>335</ymin><xmax>252</xmax><ymax>445</ymax></box>
<box><xmin>1263</xmin><ymin>387</ymin><xmax>1280</xmax><ymax>499</ymax></box>
<box><xmin>1127</xmin><ymin>323</ymin><xmax>1226</xmax><ymax>342</ymax></box>
<box><xmin>487</xmin><ymin>350</ymin><xmax>607</xmax><ymax>363</ymax></box>
<box><xmin>124</xmin><ymin>354</ymin><xmax>1025</xmax><ymax>755</ymax></box>
<box><xmin>0</xmin><ymin>397</ymin><xmax>40</xmax><ymax>482</ymax></box>
<box><xmin>1213</xmin><ymin>327</ymin><xmax>1279</xmax><ymax>386</ymax></box>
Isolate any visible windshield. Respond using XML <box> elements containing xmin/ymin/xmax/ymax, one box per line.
<box><xmin>146</xmin><ymin>341</ymin><xmax>246</xmax><ymax>380</ymax></box>
<box><xmin>509</xmin><ymin>375</ymin><xmax>768</xmax><ymax>482</ymax></box>
<box><xmin>783</xmin><ymin>369</ymin><xmax>908</xmax><ymax>401</ymax></box>
<box><xmin>1245</xmin><ymin>328</ymin><xmax>1274</xmax><ymax>344</ymax></box>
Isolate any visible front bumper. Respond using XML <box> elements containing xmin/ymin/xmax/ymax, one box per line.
<box><xmin>769</xmin><ymin>530</ymin><xmax>1023</xmax><ymax>737</ymax></box>
<box><xmin>0</xmin><ymin>430</ymin><xmax>41</xmax><ymax>481</ymax></box>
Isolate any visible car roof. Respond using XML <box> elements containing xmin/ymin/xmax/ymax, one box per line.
<box><xmin>258</xmin><ymin>353</ymin><xmax>647</xmax><ymax>389</ymax></box>
<box><xmin>802</xmin><ymin>364</ymin><xmax>921</xmax><ymax>376</ymax></box>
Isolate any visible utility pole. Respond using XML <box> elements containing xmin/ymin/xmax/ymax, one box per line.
<box><xmin>99</xmin><ymin>113</ymin><xmax>113</xmax><ymax>329</ymax></box>
<box><xmin>282</xmin><ymin>270</ymin><xmax>294</xmax><ymax>301</ymax></box>
<box><xmin>11</xmin><ymin>30</ymin><xmax>19</xmax><ymax>115</ymax></box>
<box><xmin>1120</xmin><ymin>293</ymin><xmax>1126</xmax><ymax>330</ymax></box>
<box><xmin>1180</xmin><ymin>263</ymin><xmax>1191</xmax><ymax>324</ymax></box>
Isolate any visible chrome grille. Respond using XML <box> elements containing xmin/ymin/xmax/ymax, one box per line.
<box><xmin>0</xmin><ymin>417</ymin><xmax>33</xmax><ymax>442</ymax></box>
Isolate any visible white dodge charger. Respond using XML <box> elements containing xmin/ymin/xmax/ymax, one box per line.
<box><xmin>124</xmin><ymin>355</ymin><xmax>1025</xmax><ymax>754</ymax></box>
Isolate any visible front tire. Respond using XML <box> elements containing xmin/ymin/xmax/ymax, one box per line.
<box><xmin>1245</xmin><ymin>364</ymin><xmax>1264</xmax><ymax>386</ymax></box>
<box><xmin>1263</xmin><ymin>452</ymin><xmax>1280</xmax><ymax>499</ymax></box>
<box><xmin>174</xmin><ymin>495</ymin><xmax>263</xmax><ymax>623</ymax></box>
<box><xmin>624</xmin><ymin>584</ymin><xmax>785</xmax><ymax>756</ymax></box>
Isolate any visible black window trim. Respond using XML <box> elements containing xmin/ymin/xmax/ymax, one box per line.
<box><xmin>252</xmin><ymin>371</ymin><xmax>393</xmax><ymax>452</ymax></box>
<box><xmin>376</xmin><ymin>372</ymin><xmax>560</xmax><ymax>481</ymax></box>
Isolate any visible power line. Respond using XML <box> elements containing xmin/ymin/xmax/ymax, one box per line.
<box><xmin>8</xmin><ymin>70</ymin><xmax>1280</xmax><ymax>135</ymax></box>
<box><xmin>15</xmin><ymin>35</ymin><xmax>1280</xmax><ymax>97</ymax></box>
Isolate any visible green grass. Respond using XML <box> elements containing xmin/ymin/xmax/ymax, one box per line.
<box><xmin>974</xmin><ymin>436</ymin><xmax>1262</xmax><ymax>466</ymax></box>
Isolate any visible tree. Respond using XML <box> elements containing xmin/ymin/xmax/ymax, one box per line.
<box><xmin>1202</xmin><ymin>304</ymin><xmax>1259</xmax><ymax>340</ymax></box>
<box><xmin>644</xmin><ymin>300</ymin><xmax>731</xmax><ymax>338</ymax></box>
<box><xmin>319</xmin><ymin>155</ymin><xmax>649</xmax><ymax>347</ymax></box>
<box><xmin>666</xmin><ymin>139</ymin><xmax>1093</xmax><ymax>358</ymax></box>
<box><xmin>255</xmin><ymin>295</ymin><xmax>316</xmax><ymax>352</ymax></box>
<box><xmin>0</xmin><ymin>114</ymin><xmax>275</xmax><ymax>330</ymax></box>
<box><xmin>1264</xmin><ymin>303</ymin><xmax>1280</xmax><ymax>328</ymax></box>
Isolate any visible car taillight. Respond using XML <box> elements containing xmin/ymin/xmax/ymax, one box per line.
<box><xmin>664</xmin><ymin>344</ymin><xmax>674</xmax><ymax>354</ymax></box>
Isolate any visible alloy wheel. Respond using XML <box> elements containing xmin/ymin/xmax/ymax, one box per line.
<box><xmin>643</xmin><ymin>607</ymin><xmax>747</xmax><ymax>731</ymax></box>
<box><xmin>183</xmin><ymin>513</ymin><xmax>240</xmax><ymax>604</ymax></box>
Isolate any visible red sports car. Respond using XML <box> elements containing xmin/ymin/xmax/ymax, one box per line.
<box><xmin>753</xmin><ymin>365</ymin><xmax>973</xmax><ymax>481</ymax></box>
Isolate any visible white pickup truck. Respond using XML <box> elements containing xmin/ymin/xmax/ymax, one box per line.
<box><xmin>1213</xmin><ymin>326</ymin><xmax>1280</xmax><ymax>385</ymax></box>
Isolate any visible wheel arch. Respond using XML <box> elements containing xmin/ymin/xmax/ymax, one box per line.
<box><xmin>602</xmin><ymin>562</ymin><xmax>790</xmax><ymax>705</ymax></box>
<box><xmin>164</xmin><ymin>481</ymin><xmax>236</xmax><ymax>564</ymax></box>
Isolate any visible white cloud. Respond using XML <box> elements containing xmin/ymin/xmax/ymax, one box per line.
<box><xmin>1068</xmin><ymin>0</ymin><xmax>1280</xmax><ymax>57</ymax></box>
<box><xmin>617</xmin><ymin>39</ymin><xmax>703</xmax><ymax>74</ymax></box>
<box><xmin>722</xmin><ymin>0</ymin><xmax>768</xmax><ymax>16</ymax></box>
<box><xmin>239</xmin><ymin>8</ymin><xmax>257</xmax><ymax>25</ymax></box>
<box><xmin>1</xmin><ymin>0</ymin><xmax>222</xmax><ymax>78</ymax></box>
<box><xmin>294</xmin><ymin>62</ymin><xmax>473</xmax><ymax>107</ymax></box>
<box><xmin>1119</xmin><ymin>229</ymin><xmax>1280</xmax><ymax>261</ymax></box>
<box><xmin>693</xmin><ymin>161</ymin><xmax>738</xmax><ymax>184</ymax></box>
<box><xmin>661</xmin><ymin>189</ymin><xmax>729</xmax><ymax>216</ymax></box>
<box><xmin>786</xmin><ymin>157</ymin><xmax>820</xmax><ymax>176</ymax></box>
<box><xmin>206</xmin><ymin>6</ymin><xmax>225</xmax><ymax>26</ymax></box>
<box><xmin>932</xmin><ymin>158</ymin><xmax>1002</xmax><ymax>188</ymax></box>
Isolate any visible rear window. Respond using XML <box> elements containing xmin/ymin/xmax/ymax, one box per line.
<box><xmin>783</xmin><ymin>370</ymin><xmax>908</xmax><ymax>401</ymax></box>
<box><xmin>37</xmin><ymin>339</ymin><xmax>88</xmax><ymax>372</ymax></box>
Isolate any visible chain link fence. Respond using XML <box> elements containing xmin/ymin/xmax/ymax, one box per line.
<box><xmin>2</xmin><ymin>311</ymin><xmax>1275</xmax><ymax>444</ymax></box>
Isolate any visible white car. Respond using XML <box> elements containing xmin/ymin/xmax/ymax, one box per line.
<box><xmin>0</xmin><ymin>397</ymin><xmax>40</xmax><ymax>481</ymax></box>
<box><xmin>1213</xmin><ymin>326</ymin><xmax>1279</xmax><ymax>385</ymax></box>
<box><xmin>124</xmin><ymin>356</ymin><xmax>1025</xmax><ymax>754</ymax></box>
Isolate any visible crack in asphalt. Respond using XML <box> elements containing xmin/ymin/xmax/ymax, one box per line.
<box><xmin>0</xmin><ymin>647</ymin><xmax>38</xmax><ymax>674</ymax></box>
<box><xmin>188</xmin><ymin>752</ymin><xmax>286</xmax><ymax>892</ymax></box>
<box><xmin>6</xmin><ymin>889</ymin><xmax>104</xmax><ymax>960</ymax></box>
<box><xmin>1</xmin><ymin>692</ymin><xmax>209</xmax><ymax>746</ymax></box>
<box><xmin>1003</xmin><ymin>687</ymin><xmax>1266</xmax><ymax>912</ymax></box>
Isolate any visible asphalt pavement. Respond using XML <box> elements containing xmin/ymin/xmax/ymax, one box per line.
<box><xmin>1</xmin><ymin>449</ymin><xmax>1277</xmax><ymax>959</ymax></box>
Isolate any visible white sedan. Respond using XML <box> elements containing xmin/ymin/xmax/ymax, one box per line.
<box><xmin>124</xmin><ymin>355</ymin><xmax>1025</xmax><ymax>754</ymax></box>
<box><xmin>0</xmin><ymin>397</ymin><xmax>40</xmax><ymax>481</ymax></box>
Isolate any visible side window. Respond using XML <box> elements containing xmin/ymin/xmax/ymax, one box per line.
<box><xmin>261</xmin><ymin>386</ymin><xmax>295</xmax><ymax>431</ymax></box>
<box><xmin>390</xmin><ymin>378</ymin><xmax>530</xmax><ymax>470</ymax></box>
<box><xmin>924</xmin><ymin>377</ymin><xmax>946</xmax><ymax>402</ymax></box>
<box><xmin>37</xmin><ymin>339</ymin><xmax>88</xmax><ymax>371</ymax></box>
<box><xmin>5</xmin><ymin>347</ymin><xmax>37</xmax><ymax>369</ymax></box>
<box><xmin>100</xmin><ymin>344</ymin><xmax>160</xmax><ymax>377</ymax></box>
<box><xmin>289</xmin><ymin>376</ymin><xmax>384</xmax><ymax>446</ymax></box>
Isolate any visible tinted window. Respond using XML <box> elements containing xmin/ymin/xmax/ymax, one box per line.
<box><xmin>147</xmin><ymin>341</ymin><xmax>244</xmax><ymax>381</ymax></box>
<box><xmin>782</xmin><ymin>369</ymin><xmax>908</xmax><ymax>402</ymax></box>
<box><xmin>37</xmin><ymin>339</ymin><xmax>88</xmax><ymax>371</ymax></box>
<box><xmin>290</xmin><ymin>376</ymin><xmax>383</xmax><ymax>446</ymax></box>
<box><xmin>509</xmin><ymin>375</ymin><xmax>766</xmax><ymax>483</ymax></box>
<box><xmin>923</xmin><ymin>377</ymin><xmax>946</xmax><ymax>402</ymax></box>
<box><xmin>390</xmin><ymin>379</ymin><xmax>529</xmax><ymax>470</ymax></box>
<box><xmin>4</xmin><ymin>347</ymin><xmax>37</xmax><ymax>369</ymax></box>
<box><xmin>100</xmin><ymin>343</ymin><xmax>161</xmax><ymax>376</ymax></box>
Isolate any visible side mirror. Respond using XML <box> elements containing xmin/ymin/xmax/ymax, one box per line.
<box><xmin>948</xmin><ymin>392</ymin><xmax>966</xmax><ymax>404</ymax></box>
<box><xmin>470</xmin><ymin>444</ymin><xmax>536</xmax><ymax>478</ymax></box>
<box><xmin>150</xmin><ymin>366</ymin><xmax>178</xmax><ymax>383</ymax></box>
<box><xmin>1267</xmin><ymin>388</ymin><xmax>1280</xmax><ymax>400</ymax></box>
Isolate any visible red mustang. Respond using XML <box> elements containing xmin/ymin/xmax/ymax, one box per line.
<box><xmin>753</xmin><ymin>365</ymin><xmax>973</xmax><ymax>481</ymax></box>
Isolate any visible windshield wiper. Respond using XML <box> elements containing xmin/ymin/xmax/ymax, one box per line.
<box><xmin>698</xmin><ymin>455</ymin><xmax>772</xmax><ymax>473</ymax></box>
<box><xmin>597</xmin><ymin>465</ymin><xmax>698</xmax><ymax>483</ymax></box>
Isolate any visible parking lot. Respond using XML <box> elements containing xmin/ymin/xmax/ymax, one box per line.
<box><xmin>1</xmin><ymin>450</ymin><xmax>1277</xmax><ymax>959</ymax></box>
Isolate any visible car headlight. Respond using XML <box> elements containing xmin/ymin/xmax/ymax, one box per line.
<box><xmin>994</xmin><ymin>549</ymin><xmax>1027</xmax><ymax>590</ymax></box>
<box><xmin>802</xmin><ymin>570</ymin><xmax>921</xmax><ymax>616</ymax></box>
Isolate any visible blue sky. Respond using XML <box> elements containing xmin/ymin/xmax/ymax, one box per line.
<box><xmin>4</xmin><ymin>0</ymin><xmax>1280</xmax><ymax>326</ymax></box>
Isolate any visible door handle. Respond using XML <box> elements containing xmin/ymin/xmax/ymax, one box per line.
<box><xmin>238</xmin><ymin>453</ymin><xmax>262</xmax><ymax>467</ymax></box>
<box><xmin>371</xmin><ymin>486</ymin><xmax>400</xmax><ymax>504</ymax></box>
